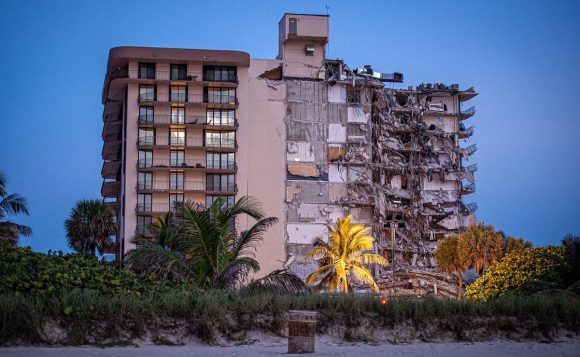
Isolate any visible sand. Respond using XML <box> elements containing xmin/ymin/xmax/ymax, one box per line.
<box><xmin>2</xmin><ymin>337</ymin><xmax>580</xmax><ymax>357</ymax></box>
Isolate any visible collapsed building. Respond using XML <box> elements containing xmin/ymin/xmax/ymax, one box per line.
<box><xmin>272</xmin><ymin>15</ymin><xmax>478</xmax><ymax>297</ymax></box>
<box><xmin>100</xmin><ymin>13</ymin><xmax>477</xmax><ymax>297</ymax></box>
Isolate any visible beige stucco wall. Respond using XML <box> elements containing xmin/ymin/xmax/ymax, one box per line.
<box><xmin>124</xmin><ymin>83</ymin><xmax>139</xmax><ymax>250</ymax></box>
<box><xmin>236</xmin><ymin>59</ymin><xmax>287</xmax><ymax>277</ymax></box>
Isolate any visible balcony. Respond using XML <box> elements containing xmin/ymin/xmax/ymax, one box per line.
<box><xmin>137</xmin><ymin>136</ymin><xmax>203</xmax><ymax>148</ymax></box>
<box><xmin>206</xmin><ymin>160</ymin><xmax>236</xmax><ymax>171</ymax></box>
<box><xmin>464</xmin><ymin>202</ymin><xmax>478</xmax><ymax>212</ymax></box>
<box><xmin>136</xmin><ymin>203</ymin><xmax>175</xmax><ymax>214</ymax></box>
<box><xmin>459</xmin><ymin>124</ymin><xmax>474</xmax><ymax>139</ymax></box>
<box><xmin>136</xmin><ymin>158</ymin><xmax>205</xmax><ymax>169</ymax></box>
<box><xmin>461</xmin><ymin>182</ymin><xmax>476</xmax><ymax>195</ymax></box>
<box><xmin>463</xmin><ymin>163</ymin><xmax>478</xmax><ymax>173</ymax></box>
<box><xmin>459</xmin><ymin>106</ymin><xmax>476</xmax><ymax>120</ymax></box>
<box><xmin>136</xmin><ymin>180</ymin><xmax>205</xmax><ymax>192</ymax></box>
<box><xmin>138</xmin><ymin>115</ymin><xmax>238</xmax><ymax>128</ymax></box>
<box><xmin>101</xmin><ymin>180</ymin><xmax>121</xmax><ymax>197</ymax></box>
<box><xmin>101</xmin><ymin>160</ymin><xmax>121</xmax><ymax>179</ymax></box>
<box><xmin>138</xmin><ymin>92</ymin><xmax>238</xmax><ymax>106</ymax></box>
<box><xmin>206</xmin><ymin>183</ymin><xmax>237</xmax><ymax>193</ymax></box>
<box><xmin>111</xmin><ymin>69</ymin><xmax>242</xmax><ymax>85</ymax></box>
<box><xmin>460</xmin><ymin>144</ymin><xmax>478</xmax><ymax>157</ymax></box>
<box><xmin>135</xmin><ymin>225</ymin><xmax>153</xmax><ymax>237</ymax></box>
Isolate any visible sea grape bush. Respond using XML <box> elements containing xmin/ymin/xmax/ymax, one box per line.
<box><xmin>0</xmin><ymin>241</ymin><xmax>171</xmax><ymax>295</ymax></box>
<box><xmin>465</xmin><ymin>246</ymin><xmax>564</xmax><ymax>301</ymax></box>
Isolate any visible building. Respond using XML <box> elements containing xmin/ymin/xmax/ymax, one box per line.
<box><xmin>100</xmin><ymin>13</ymin><xmax>477</xmax><ymax>296</ymax></box>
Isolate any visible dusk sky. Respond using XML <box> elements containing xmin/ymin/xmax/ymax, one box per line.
<box><xmin>0</xmin><ymin>0</ymin><xmax>578</xmax><ymax>253</ymax></box>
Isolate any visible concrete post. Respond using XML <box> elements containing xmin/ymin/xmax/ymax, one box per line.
<box><xmin>288</xmin><ymin>310</ymin><xmax>317</xmax><ymax>353</ymax></box>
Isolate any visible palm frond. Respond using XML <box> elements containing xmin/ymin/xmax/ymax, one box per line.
<box><xmin>350</xmin><ymin>252</ymin><xmax>388</xmax><ymax>266</ymax></box>
<box><xmin>0</xmin><ymin>194</ymin><xmax>29</xmax><ymax>216</ymax></box>
<box><xmin>212</xmin><ymin>257</ymin><xmax>260</xmax><ymax>289</ymax></box>
<box><xmin>243</xmin><ymin>269</ymin><xmax>310</xmax><ymax>294</ymax></box>
<box><xmin>233</xmin><ymin>217</ymin><xmax>278</xmax><ymax>259</ymax></box>
<box><xmin>125</xmin><ymin>247</ymin><xmax>194</xmax><ymax>281</ymax></box>
<box><xmin>350</xmin><ymin>264</ymin><xmax>379</xmax><ymax>292</ymax></box>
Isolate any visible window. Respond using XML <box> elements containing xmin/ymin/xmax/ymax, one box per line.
<box><xmin>205</xmin><ymin>131</ymin><xmax>235</xmax><ymax>148</ymax></box>
<box><xmin>138</xmin><ymin>128</ymin><xmax>155</xmax><ymax>145</ymax></box>
<box><xmin>170</xmin><ymin>64</ymin><xmax>187</xmax><ymax>80</ymax></box>
<box><xmin>139</xmin><ymin>85</ymin><xmax>156</xmax><ymax>101</ymax></box>
<box><xmin>170</xmin><ymin>85</ymin><xmax>187</xmax><ymax>102</ymax></box>
<box><xmin>205</xmin><ymin>88</ymin><xmax>236</xmax><ymax>104</ymax></box>
<box><xmin>139</xmin><ymin>106</ymin><xmax>154</xmax><ymax>124</ymax></box>
<box><xmin>206</xmin><ymin>174</ymin><xmax>235</xmax><ymax>192</ymax></box>
<box><xmin>169</xmin><ymin>172</ymin><xmax>184</xmax><ymax>190</ymax></box>
<box><xmin>138</xmin><ymin>150</ymin><xmax>153</xmax><ymax>168</ymax></box>
<box><xmin>171</xmin><ymin>107</ymin><xmax>185</xmax><ymax>124</ymax></box>
<box><xmin>136</xmin><ymin>216</ymin><xmax>153</xmax><ymax>236</ymax></box>
<box><xmin>205</xmin><ymin>195</ymin><xmax>234</xmax><ymax>208</ymax></box>
<box><xmin>137</xmin><ymin>194</ymin><xmax>152</xmax><ymax>212</ymax></box>
<box><xmin>207</xmin><ymin>110</ymin><xmax>235</xmax><ymax>126</ymax></box>
<box><xmin>169</xmin><ymin>194</ymin><xmax>184</xmax><ymax>211</ymax></box>
<box><xmin>139</xmin><ymin>63</ymin><xmax>155</xmax><ymax>79</ymax></box>
<box><xmin>138</xmin><ymin>172</ymin><xmax>152</xmax><ymax>190</ymax></box>
<box><xmin>206</xmin><ymin>152</ymin><xmax>235</xmax><ymax>170</ymax></box>
<box><xmin>203</xmin><ymin>66</ymin><xmax>237</xmax><ymax>82</ymax></box>
<box><xmin>170</xmin><ymin>128</ymin><xmax>185</xmax><ymax>146</ymax></box>
<box><xmin>170</xmin><ymin>150</ymin><xmax>185</xmax><ymax>167</ymax></box>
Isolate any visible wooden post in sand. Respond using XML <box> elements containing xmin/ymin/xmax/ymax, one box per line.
<box><xmin>288</xmin><ymin>310</ymin><xmax>317</xmax><ymax>353</ymax></box>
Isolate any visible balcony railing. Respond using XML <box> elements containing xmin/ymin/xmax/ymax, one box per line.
<box><xmin>137</xmin><ymin>159</ymin><xmax>205</xmax><ymax>169</ymax></box>
<box><xmin>205</xmin><ymin>137</ymin><xmax>236</xmax><ymax>148</ymax></box>
<box><xmin>464</xmin><ymin>163</ymin><xmax>478</xmax><ymax>173</ymax></box>
<box><xmin>138</xmin><ymin>93</ymin><xmax>238</xmax><ymax>105</ymax></box>
<box><xmin>461</xmin><ymin>106</ymin><xmax>476</xmax><ymax>116</ymax></box>
<box><xmin>461</xmin><ymin>182</ymin><xmax>476</xmax><ymax>193</ymax></box>
<box><xmin>136</xmin><ymin>203</ymin><xmax>175</xmax><ymax>213</ymax></box>
<box><xmin>137</xmin><ymin>136</ymin><xmax>203</xmax><ymax>147</ymax></box>
<box><xmin>459</xmin><ymin>124</ymin><xmax>475</xmax><ymax>137</ymax></box>
<box><xmin>135</xmin><ymin>225</ymin><xmax>152</xmax><ymax>236</ymax></box>
<box><xmin>465</xmin><ymin>202</ymin><xmax>478</xmax><ymax>212</ymax></box>
<box><xmin>206</xmin><ymin>183</ymin><xmax>237</xmax><ymax>192</ymax></box>
<box><xmin>137</xmin><ymin>181</ymin><xmax>205</xmax><ymax>191</ymax></box>
<box><xmin>206</xmin><ymin>160</ymin><xmax>236</xmax><ymax>170</ymax></box>
<box><xmin>111</xmin><ymin>69</ymin><xmax>202</xmax><ymax>81</ymax></box>
<box><xmin>204</xmin><ymin>94</ymin><xmax>238</xmax><ymax>105</ymax></box>
<box><xmin>138</xmin><ymin>115</ymin><xmax>206</xmax><ymax>125</ymax></box>
<box><xmin>138</xmin><ymin>115</ymin><xmax>238</xmax><ymax>127</ymax></box>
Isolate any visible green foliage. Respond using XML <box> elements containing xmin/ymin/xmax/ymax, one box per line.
<box><xmin>126</xmin><ymin>196</ymin><xmax>301</xmax><ymax>292</ymax></box>
<box><xmin>65</xmin><ymin>199</ymin><xmax>116</xmax><ymax>255</ymax></box>
<box><xmin>0</xmin><ymin>241</ymin><xmax>171</xmax><ymax>296</ymax></box>
<box><xmin>0</xmin><ymin>170</ymin><xmax>32</xmax><ymax>245</ymax></box>
<box><xmin>1</xmin><ymin>289</ymin><xmax>579</xmax><ymax>345</ymax></box>
<box><xmin>465</xmin><ymin>246</ymin><xmax>565</xmax><ymax>301</ymax></box>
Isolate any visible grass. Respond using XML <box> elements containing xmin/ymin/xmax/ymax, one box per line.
<box><xmin>1</xmin><ymin>289</ymin><xmax>579</xmax><ymax>345</ymax></box>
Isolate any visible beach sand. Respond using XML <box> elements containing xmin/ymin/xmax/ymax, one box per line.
<box><xmin>2</xmin><ymin>336</ymin><xmax>579</xmax><ymax>357</ymax></box>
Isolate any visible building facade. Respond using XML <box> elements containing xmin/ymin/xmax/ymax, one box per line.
<box><xmin>101</xmin><ymin>13</ymin><xmax>477</xmax><ymax>296</ymax></box>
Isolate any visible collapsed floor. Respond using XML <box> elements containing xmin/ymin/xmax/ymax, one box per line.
<box><xmin>264</xmin><ymin>60</ymin><xmax>478</xmax><ymax>298</ymax></box>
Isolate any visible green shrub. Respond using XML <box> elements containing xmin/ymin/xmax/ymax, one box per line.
<box><xmin>0</xmin><ymin>241</ymin><xmax>173</xmax><ymax>295</ymax></box>
<box><xmin>465</xmin><ymin>246</ymin><xmax>565</xmax><ymax>301</ymax></box>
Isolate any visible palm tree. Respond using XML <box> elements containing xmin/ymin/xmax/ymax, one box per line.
<box><xmin>64</xmin><ymin>199</ymin><xmax>117</xmax><ymax>255</ymax></box>
<box><xmin>126</xmin><ymin>196</ymin><xmax>307</xmax><ymax>292</ymax></box>
<box><xmin>458</xmin><ymin>223</ymin><xmax>504</xmax><ymax>275</ymax></box>
<box><xmin>305</xmin><ymin>215</ymin><xmax>388</xmax><ymax>293</ymax></box>
<box><xmin>435</xmin><ymin>235</ymin><xmax>470</xmax><ymax>301</ymax></box>
<box><xmin>0</xmin><ymin>171</ymin><xmax>32</xmax><ymax>245</ymax></box>
<box><xmin>502</xmin><ymin>236</ymin><xmax>533</xmax><ymax>257</ymax></box>
<box><xmin>561</xmin><ymin>234</ymin><xmax>580</xmax><ymax>288</ymax></box>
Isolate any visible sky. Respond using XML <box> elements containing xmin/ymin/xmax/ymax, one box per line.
<box><xmin>0</xmin><ymin>0</ymin><xmax>579</xmax><ymax>253</ymax></box>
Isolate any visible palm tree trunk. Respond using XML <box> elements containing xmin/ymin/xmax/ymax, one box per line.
<box><xmin>456</xmin><ymin>270</ymin><xmax>463</xmax><ymax>301</ymax></box>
